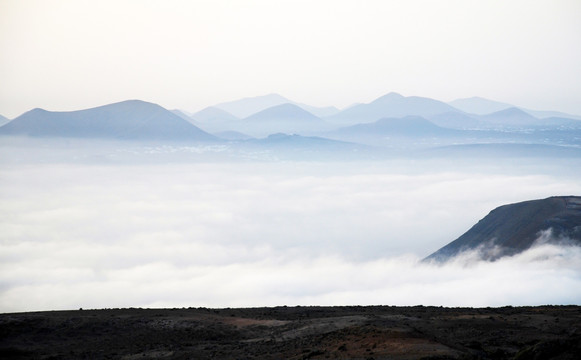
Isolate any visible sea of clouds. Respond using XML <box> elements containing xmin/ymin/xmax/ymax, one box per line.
<box><xmin>1</xmin><ymin>158</ymin><xmax>581</xmax><ymax>312</ymax></box>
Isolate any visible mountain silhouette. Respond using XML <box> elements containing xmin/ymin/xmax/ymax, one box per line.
<box><xmin>425</xmin><ymin>196</ymin><xmax>581</xmax><ymax>262</ymax></box>
<box><xmin>448</xmin><ymin>96</ymin><xmax>513</xmax><ymax>115</ymax></box>
<box><xmin>0</xmin><ymin>114</ymin><xmax>9</xmax><ymax>126</ymax></box>
<box><xmin>214</xmin><ymin>93</ymin><xmax>339</xmax><ymax>119</ymax></box>
<box><xmin>327</xmin><ymin>92</ymin><xmax>460</xmax><ymax>126</ymax></box>
<box><xmin>334</xmin><ymin>116</ymin><xmax>453</xmax><ymax>136</ymax></box>
<box><xmin>234</xmin><ymin>103</ymin><xmax>331</xmax><ymax>137</ymax></box>
<box><xmin>479</xmin><ymin>107</ymin><xmax>538</xmax><ymax>126</ymax></box>
<box><xmin>191</xmin><ymin>106</ymin><xmax>239</xmax><ymax>123</ymax></box>
<box><xmin>428</xmin><ymin>112</ymin><xmax>481</xmax><ymax>129</ymax></box>
<box><xmin>326</xmin><ymin>116</ymin><xmax>460</xmax><ymax>147</ymax></box>
<box><xmin>448</xmin><ymin>97</ymin><xmax>581</xmax><ymax>120</ymax></box>
<box><xmin>0</xmin><ymin>100</ymin><xmax>217</xmax><ymax>141</ymax></box>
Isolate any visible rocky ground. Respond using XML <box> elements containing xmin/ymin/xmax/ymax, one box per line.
<box><xmin>1</xmin><ymin>305</ymin><xmax>580</xmax><ymax>359</ymax></box>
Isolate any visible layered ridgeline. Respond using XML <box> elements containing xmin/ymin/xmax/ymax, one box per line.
<box><xmin>425</xmin><ymin>196</ymin><xmax>581</xmax><ymax>262</ymax></box>
<box><xmin>212</xmin><ymin>93</ymin><xmax>339</xmax><ymax>119</ymax></box>
<box><xmin>0</xmin><ymin>100</ymin><xmax>217</xmax><ymax>141</ymax></box>
<box><xmin>234</xmin><ymin>103</ymin><xmax>332</xmax><ymax>137</ymax></box>
<box><xmin>2</xmin><ymin>93</ymin><xmax>580</xmax><ymax>146</ymax></box>
<box><xmin>326</xmin><ymin>92</ymin><xmax>460</xmax><ymax>126</ymax></box>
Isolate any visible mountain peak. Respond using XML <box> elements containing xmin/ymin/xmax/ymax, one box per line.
<box><xmin>244</xmin><ymin>103</ymin><xmax>319</xmax><ymax>120</ymax></box>
<box><xmin>214</xmin><ymin>94</ymin><xmax>292</xmax><ymax>118</ymax></box>
<box><xmin>0</xmin><ymin>100</ymin><xmax>216</xmax><ymax>141</ymax></box>
<box><xmin>488</xmin><ymin>107</ymin><xmax>533</xmax><ymax>117</ymax></box>
<box><xmin>372</xmin><ymin>92</ymin><xmax>405</xmax><ymax>103</ymax></box>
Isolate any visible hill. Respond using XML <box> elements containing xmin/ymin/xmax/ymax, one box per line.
<box><xmin>0</xmin><ymin>100</ymin><xmax>217</xmax><ymax>141</ymax></box>
<box><xmin>428</xmin><ymin>111</ymin><xmax>481</xmax><ymax>129</ymax></box>
<box><xmin>334</xmin><ymin>116</ymin><xmax>453</xmax><ymax>137</ymax></box>
<box><xmin>236</xmin><ymin>132</ymin><xmax>379</xmax><ymax>160</ymax></box>
<box><xmin>326</xmin><ymin>116</ymin><xmax>460</xmax><ymax>148</ymax></box>
<box><xmin>0</xmin><ymin>114</ymin><xmax>9</xmax><ymax>126</ymax></box>
<box><xmin>235</xmin><ymin>103</ymin><xmax>332</xmax><ymax>137</ymax></box>
<box><xmin>448</xmin><ymin>96</ymin><xmax>513</xmax><ymax>115</ymax></box>
<box><xmin>191</xmin><ymin>106</ymin><xmax>239</xmax><ymax>123</ymax></box>
<box><xmin>425</xmin><ymin>196</ymin><xmax>581</xmax><ymax>262</ymax></box>
<box><xmin>214</xmin><ymin>93</ymin><xmax>339</xmax><ymax>118</ymax></box>
<box><xmin>326</xmin><ymin>92</ymin><xmax>460</xmax><ymax>126</ymax></box>
<box><xmin>1</xmin><ymin>306</ymin><xmax>580</xmax><ymax>359</ymax></box>
<box><xmin>479</xmin><ymin>107</ymin><xmax>540</xmax><ymax>128</ymax></box>
<box><xmin>448</xmin><ymin>97</ymin><xmax>581</xmax><ymax>121</ymax></box>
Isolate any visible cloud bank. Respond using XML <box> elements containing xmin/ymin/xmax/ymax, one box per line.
<box><xmin>1</xmin><ymin>160</ymin><xmax>580</xmax><ymax>312</ymax></box>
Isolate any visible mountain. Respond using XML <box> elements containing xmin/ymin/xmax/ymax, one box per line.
<box><xmin>325</xmin><ymin>116</ymin><xmax>466</xmax><ymax>149</ymax></box>
<box><xmin>539</xmin><ymin>117</ymin><xmax>581</xmax><ymax>129</ymax></box>
<box><xmin>0</xmin><ymin>114</ymin><xmax>9</xmax><ymax>126</ymax></box>
<box><xmin>191</xmin><ymin>106</ymin><xmax>239</xmax><ymax>123</ymax></box>
<box><xmin>427</xmin><ymin>112</ymin><xmax>481</xmax><ymax>129</ymax></box>
<box><xmin>523</xmin><ymin>109</ymin><xmax>581</xmax><ymax>121</ymax></box>
<box><xmin>448</xmin><ymin>97</ymin><xmax>581</xmax><ymax>120</ymax></box>
<box><xmin>171</xmin><ymin>109</ymin><xmax>195</xmax><ymax>122</ymax></box>
<box><xmin>297</xmin><ymin>103</ymin><xmax>340</xmax><ymax>118</ymax></box>
<box><xmin>424</xmin><ymin>196</ymin><xmax>581</xmax><ymax>262</ymax></box>
<box><xmin>332</xmin><ymin>116</ymin><xmax>453</xmax><ymax>137</ymax></box>
<box><xmin>0</xmin><ymin>100</ymin><xmax>217</xmax><ymax>141</ymax></box>
<box><xmin>239</xmin><ymin>132</ymin><xmax>379</xmax><ymax>160</ymax></box>
<box><xmin>476</xmin><ymin>107</ymin><xmax>578</xmax><ymax>129</ymax></box>
<box><xmin>214</xmin><ymin>93</ymin><xmax>339</xmax><ymax>118</ymax></box>
<box><xmin>186</xmin><ymin>106</ymin><xmax>240</xmax><ymax>133</ymax></box>
<box><xmin>448</xmin><ymin>97</ymin><xmax>513</xmax><ymax>115</ymax></box>
<box><xmin>478</xmin><ymin>107</ymin><xmax>539</xmax><ymax>127</ymax></box>
<box><xmin>326</xmin><ymin>92</ymin><xmax>461</xmax><ymax>126</ymax></box>
<box><xmin>234</xmin><ymin>103</ymin><xmax>332</xmax><ymax>137</ymax></box>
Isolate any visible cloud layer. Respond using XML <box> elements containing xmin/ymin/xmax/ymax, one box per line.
<box><xmin>1</xmin><ymin>160</ymin><xmax>581</xmax><ymax>312</ymax></box>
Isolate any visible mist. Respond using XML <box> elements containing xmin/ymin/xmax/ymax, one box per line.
<box><xmin>1</xmin><ymin>146</ymin><xmax>581</xmax><ymax>312</ymax></box>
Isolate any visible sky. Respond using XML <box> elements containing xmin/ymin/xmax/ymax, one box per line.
<box><xmin>1</xmin><ymin>0</ymin><xmax>581</xmax><ymax>119</ymax></box>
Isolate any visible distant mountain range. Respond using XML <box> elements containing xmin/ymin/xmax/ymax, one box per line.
<box><xmin>2</xmin><ymin>93</ymin><xmax>580</xmax><ymax>148</ymax></box>
<box><xmin>425</xmin><ymin>196</ymin><xmax>581</xmax><ymax>262</ymax></box>
<box><xmin>448</xmin><ymin>96</ymin><xmax>581</xmax><ymax>120</ymax></box>
<box><xmin>0</xmin><ymin>100</ymin><xmax>216</xmax><ymax>141</ymax></box>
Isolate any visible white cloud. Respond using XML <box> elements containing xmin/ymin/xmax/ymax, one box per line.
<box><xmin>1</xmin><ymin>159</ymin><xmax>580</xmax><ymax>312</ymax></box>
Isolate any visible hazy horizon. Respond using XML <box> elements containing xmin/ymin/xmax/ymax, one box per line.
<box><xmin>1</xmin><ymin>1</ymin><xmax>581</xmax><ymax>313</ymax></box>
<box><xmin>1</xmin><ymin>148</ymin><xmax>581</xmax><ymax>312</ymax></box>
<box><xmin>1</xmin><ymin>0</ymin><xmax>581</xmax><ymax>118</ymax></box>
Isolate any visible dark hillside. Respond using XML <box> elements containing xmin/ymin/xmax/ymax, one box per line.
<box><xmin>425</xmin><ymin>196</ymin><xmax>581</xmax><ymax>262</ymax></box>
<box><xmin>1</xmin><ymin>306</ymin><xmax>580</xmax><ymax>359</ymax></box>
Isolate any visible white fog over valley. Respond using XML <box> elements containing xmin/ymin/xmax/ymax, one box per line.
<box><xmin>1</xmin><ymin>0</ymin><xmax>581</xmax><ymax>313</ymax></box>
<box><xmin>1</xmin><ymin>149</ymin><xmax>581</xmax><ymax>312</ymax></box>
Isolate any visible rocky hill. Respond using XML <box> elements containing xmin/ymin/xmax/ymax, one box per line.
<box><xmin>425</xmin><ymin>196</ymin><xmax>581</xmax><ymax>262</ymax></box>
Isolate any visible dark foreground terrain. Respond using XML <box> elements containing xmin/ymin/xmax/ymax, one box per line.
<box><xmin>1</xmin><ymin>306</ymin><xmax>580</xmax><ymax>359</ymax></box>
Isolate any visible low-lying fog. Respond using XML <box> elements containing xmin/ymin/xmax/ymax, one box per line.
<box><xmin>1</xmin><ymin>142</ymin><xmax>581</xmax><ymax>312</ymax></box>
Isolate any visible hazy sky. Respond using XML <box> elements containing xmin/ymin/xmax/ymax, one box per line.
<box><xmin>1</xmin><ymin>0</ymin><xmax>581</xmax><ymax>118</ymax></box>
